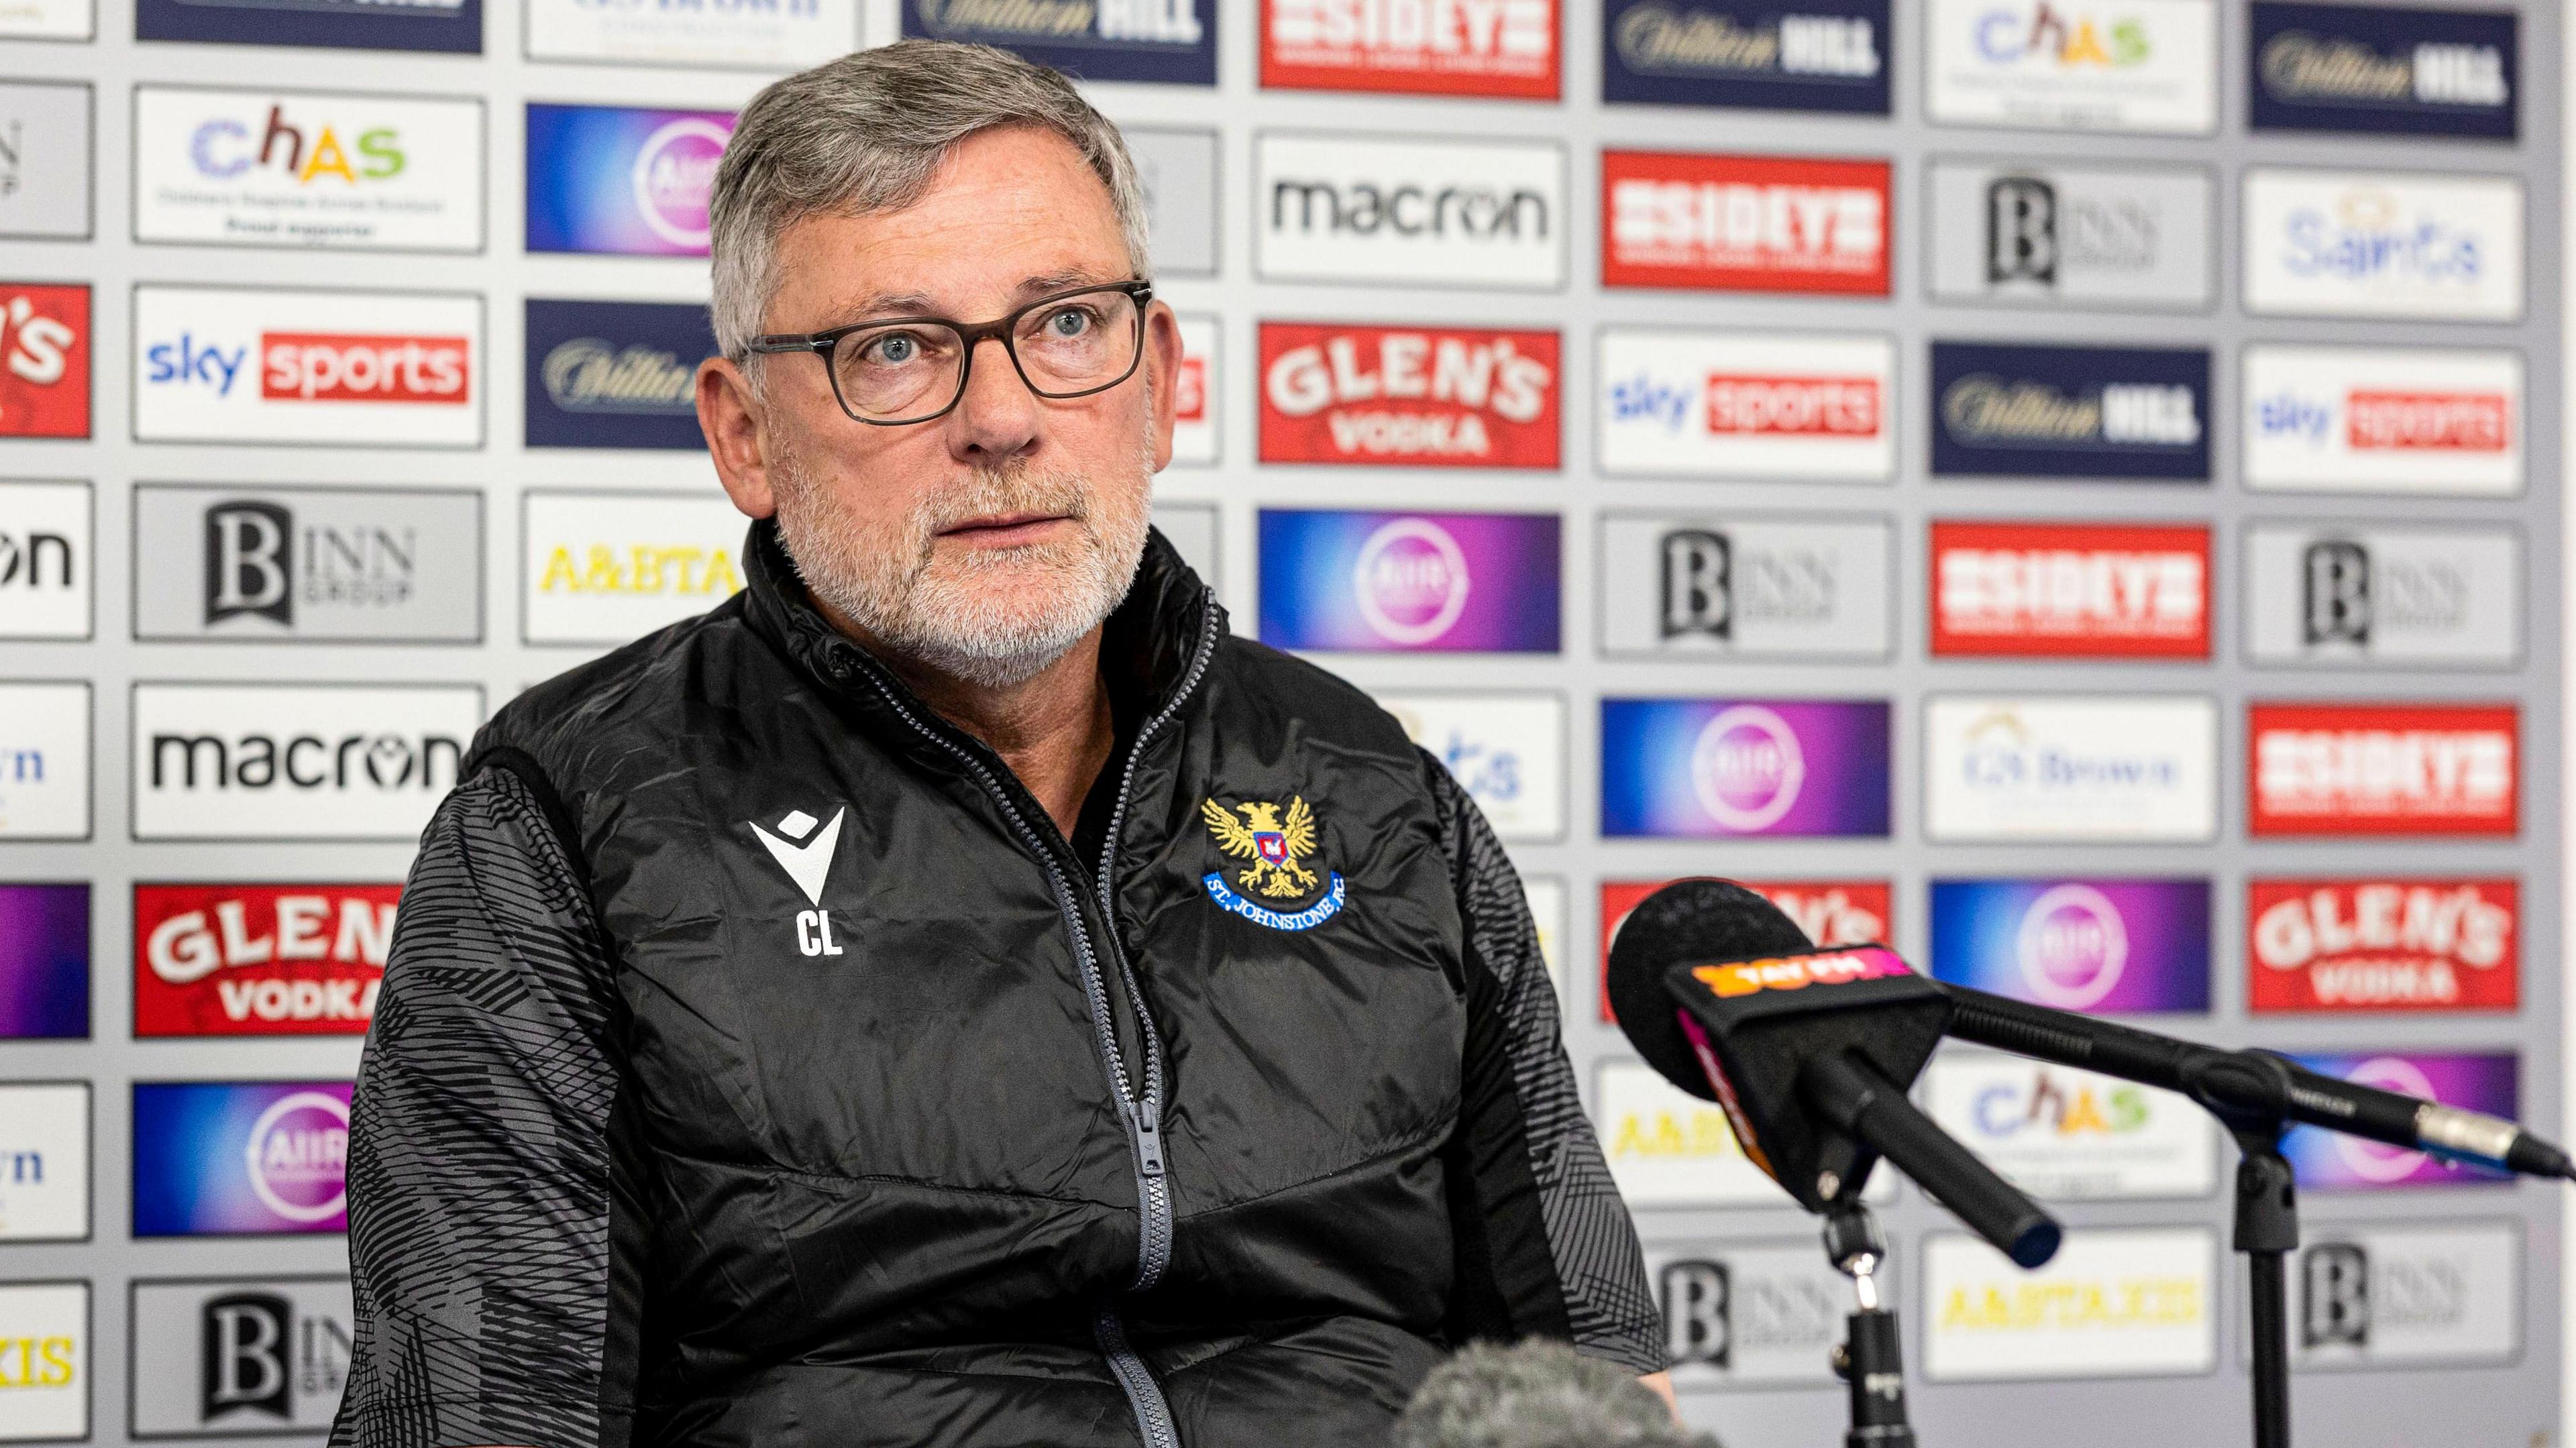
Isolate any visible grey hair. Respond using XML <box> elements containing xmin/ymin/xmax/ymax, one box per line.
<box><xmin>709</xmin><ymin>38</ymin><xmax>1152</xmax><ymax>362</ymax></box>
<box><xmin>1391</xmin><ymin>1341</ymin><xmax>1723</xmax><ymax>1448</ymax></box>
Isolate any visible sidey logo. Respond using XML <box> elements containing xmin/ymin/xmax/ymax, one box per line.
<box><xmin>1201</xmin><ymin>795</ymin><xmax>1346</xmax><ymax>931</ymax></box>
<box><xmin>751</xmin><ymin>807</ymin><xmax>845</xmax><ymax>958</ymax></box>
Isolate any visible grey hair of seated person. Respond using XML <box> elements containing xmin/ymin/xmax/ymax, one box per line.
<box><xmin>1391</xmin><ymin>1341</ymin><xmax>1723</xmax><ymax>1448</ymax></box>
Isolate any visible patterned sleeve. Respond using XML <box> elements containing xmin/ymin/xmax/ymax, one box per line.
<box><xmin>331</xmin><ymin>765</ymin><xmax>624</xmax><ymax>1448</ymax></box>
<box><xmin>1422</xmin><ymin>750</ymin><xmax>1666</xmax><ymax>1375</ymax></box>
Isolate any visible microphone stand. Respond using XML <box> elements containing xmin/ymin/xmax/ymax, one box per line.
<box><xmin>1823</xmin><ymin>1203</ymin><xmax>1914</xmax><ymax>1448</ymax></box>
<box><xmin>2188</xmin><ymin>1053</ymin><xmax>2300</xmax><ymax>1448</ymax></box>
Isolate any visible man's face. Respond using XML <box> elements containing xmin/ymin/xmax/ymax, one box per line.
<box><xmin>700</xmin><ymin>125</ymin><xmax>1179</xmax><ymax>687</ymax></box>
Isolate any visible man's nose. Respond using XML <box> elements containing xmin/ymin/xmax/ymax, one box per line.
<box><xmin>946</xmin><ymin>333</ymin><xmax>1041</xmax><ymax>461</ymax></box>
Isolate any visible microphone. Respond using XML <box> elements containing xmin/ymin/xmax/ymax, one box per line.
<box><xmin>1607</xmin><ymin>879</ymin><xmax>2061</xmax><ymax>1268</ymax></box>
<box><xmin>1939</xmin><ymin>984</ymin><xmax>2576</xmax><ymax>1180</ymax></box>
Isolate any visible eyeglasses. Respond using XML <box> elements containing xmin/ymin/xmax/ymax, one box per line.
<box><xmin>744</xmin><ymin>280</ymin><xmax>1155</xmax><ymax>426</ymax></box>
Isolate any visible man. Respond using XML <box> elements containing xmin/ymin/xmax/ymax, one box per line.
<box><xmin>332</xmin><ymin>40</ymin><xmax>1664</xmax><ymax>1448</ymax></box>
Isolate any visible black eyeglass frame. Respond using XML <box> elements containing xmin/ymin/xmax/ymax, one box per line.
<box><xmin>741</xmin><ymin>279</ymin><xmax>1158</xmax><ymax>426</ymax></box>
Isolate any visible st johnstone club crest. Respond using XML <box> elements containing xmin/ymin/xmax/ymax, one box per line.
<box><xmin>1199</xmin><ymin>795</ymin><xmax>1346</xmax><ymax>931</ymax></box>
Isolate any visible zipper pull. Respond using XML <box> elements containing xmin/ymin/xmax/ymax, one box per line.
<box><xmin>1124</xmin><ymin>1099</ymin><xmax>1167</xmax><ymax>1178</ymax></box>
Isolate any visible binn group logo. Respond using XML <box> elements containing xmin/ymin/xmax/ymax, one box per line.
<box><xmin>1931</xmin><ymin>520</ymin><xmax>2209</xmax><ymax>659</ymax></box>
<box><xmin>1928</xmin><ymin>160</ymin><xmax>2214</xmax><ymax>310</ymax></box>
<box><xmin>133</xmin><ymin>484</ymin><xmax>484</xmax><ymax>645</ymax></box>
<box><xmin>0</xmin><ymin>80</ymin><xmax>95</xmax><ymax>241</ymax></box>
<box><xmin>2246</xmin><ymin>523</ymin><xmax>2521</xmax><ymax>669</ymax></box>
<box><xmin>135</xmin><ymin>884</ymin><xmax>398</xmax><ymax>1038</ymax></box>
<box><xmin>1602</xmin><ymin>151</ymin><xmax>1888</xmax><ymax>294</ymax></box>
<box><xmin>131</xmin><ymin>683</ymin><xmax>482</xmax><ymax>842</ymax></box>
<box><xmin>1599</xmin><ymin>512</ymin><xmax>1892</xmax><ymax>660</ymax></box>
<box><xmin>1649</xmin><ymin>1243</ymin><xmax>1855</xmax><ymax>1389</ymax></box>
<box><xmin>1263</xmin><ymin>0</ymin><xmax>1559</xmax><ymax>98</ymax></box>
<box><xmin>0</xmin><ymin>282</ymin><xmax>87</xmax><ymax>439</ymax></box>
<box><xmin>1927</xmin><ymin>0</ymin><xmax>2219</xmax><ymax>135</ymax></box>
<box><xmin>1255</xmin><ymin>131</ymin><xmax>1566</xmax><ymax>290</ymax></box>
<box><xmin>525</xmin><ymin>104</ymin><xmax>733</xmax><ymax>257</ymax></box>
<box><xmin>1258</xmin><ymin>323</ymin><xmax>1558</xmax><ymax>468</ymax></box>
<box><xmin>133</xmin><ymin>86</ymin><xmax>484</xmax><ymax>253</ymax></box>
<box><xmin>130</xmin><ymin>1277</ymin><xmax>354</xmax><ymax>1436</ymax></box>
<box><xmin>1598</xmin><ymin>329</ymin><xmax>1893</xmax><ymax>482</ymax></box>
<box><xmin>132</xmin><ymin>1081</ymin><xmax>352</xmax><ymax>1236</ymax></box>
<box><xmin>135</xmin><ymin>285</ymin><xmax>482</xmax><ymax>447</ymax></box>
<box><xmin>2294</xmin><ymin>1223</ymin><xmax>2521</xmax><ymax>1370</ymax></box>
<box><xmin>2249</xmin><ymin>703</ymin><xmax>2517</xmax><ymax>838</ymax></box>
<box><xmin>2243</xmin><ymin>345</ymin><xmax>2522</xmax><ymax>496</ymax></box>
<box><xmin>2243</xmin><ymin>169</ymin><xmax>2524</xmax><ymax>322</ymax></box>
<box><xmin>1603</xmin><ymin>1</ymin><xmax>1890</xmax><ymax>114</ymax></box>
<box><xmin>2250</xmin><ymin>878</ymin><xmax>2516</xmax><ymax>1015</ymax></box>
<box><xmin>2253</xmin><ymin>2</ymin><xmax>2517</xmax><ymax>141</ymax></box>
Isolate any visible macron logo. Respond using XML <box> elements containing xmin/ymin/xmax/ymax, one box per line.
<box><xmin>751</xmin><ymin>807</ymin><xmax>844</xmax><ymax>907</ymax></box>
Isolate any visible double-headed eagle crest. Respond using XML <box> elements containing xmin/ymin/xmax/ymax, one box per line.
<box><xmin>1201</xmin><ymin>796</ymin><xmax>1322</xmax><ymax>901</ymax></box>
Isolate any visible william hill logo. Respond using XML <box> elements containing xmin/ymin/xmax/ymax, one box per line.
<box><xmin>1615</xmin><ymin>7</ymin><xmax>1882</xmax><ymax>78</ymax></box>
<box><xmin>1942</xmin><ymin>377</ymin><xmax>2199</xmax><ymax>447</ymax></box>
<box><xmin>541</xmin><ymin>337</ymin><xmax>694</xmax><ymax>415</ymax></box>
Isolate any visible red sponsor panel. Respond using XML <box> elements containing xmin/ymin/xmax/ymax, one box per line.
<box><xmin>1597</xmin><ymin>879</ymin><xmax>1891</xmax><ymax>1022</ymax></box>
<box><xmin>2249</xmin><ymin>878</ymin><xmax>2518</xmax><ymax>1014</ymax></box>
<box><xmin>0</xmin><ymin>283</ymin><xmax>91</xmax><ymax>439</ymax></box>
<box><xmin>261</xmin><ymin>331</ymin><xmax>472</xmax><ymax>404</ymax></box>
<box><xmin>1174</xmin><ymin>356</ymin><xmax>1208</xmax><ymax>424</ymax></box>
<box><xmin>1602</xmin><ymin>152</ymin><xmax>1891</xmax><ymax>296</ymax></box>
<box><xmin>1260</xmin><ymin>0</ymin><xmax>1560</xmax><ymax>99</ymax></box>
<box><xmin>1929</xmin><ymin>520</ymin><xmax>2211</xmax><ymax>659</ymax></box>
<box><xmin>1706</xmin><ymin>374</ymin><xmax>1881</xmax><ymax>437</ymax></box>
<box><xmin>134</xmin><ymin>883</ymin><xmax>400</xmax><ymax>1037</ymax></box>
<box><xmin>2347</xmin><ymin>390</ymin><xmax>2509</xmax><ymax>452</ymax></box>
<box><xmin>2249</xmin><ymin>704</ymin><xmax>2519</xmax><ymax>838</ymax></box>
<box><xmin>1258</xmin><ymin>322</ymin><xmax>1560</xmax><ymax>468</ymax></box>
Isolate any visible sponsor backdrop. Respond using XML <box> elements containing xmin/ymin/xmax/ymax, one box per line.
<box><xmin>0</xmin><ymin>2</ymin><xmax>2561</xmax><ymax>1445</ymax></box>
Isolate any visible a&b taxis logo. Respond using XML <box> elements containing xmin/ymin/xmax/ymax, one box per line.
<box><xmin>1200</xmin><ymin>795</ymin><xmax>1346</xmax><ymax>931</ymax></box>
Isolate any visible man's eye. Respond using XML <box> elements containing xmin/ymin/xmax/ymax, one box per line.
<box><xmin>1046</xmin><ymin>308</ymin><xmax>1095</xmax><ymax>337</ymax></box>
<box><xmin>862</xmin><ymin>333</ymin><xmax>920</xmax><ymax>365</ymax></box>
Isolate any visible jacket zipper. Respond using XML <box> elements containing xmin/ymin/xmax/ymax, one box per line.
<box><xmin>837</xmin><ymin>588</ymin><xmax>1218</xmax><ymax>1448</ymax></box>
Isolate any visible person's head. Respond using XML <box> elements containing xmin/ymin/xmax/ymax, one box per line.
<box><xmin>1391</xmin><ymin>1341</ymin><xmax>1720</xmax><ymax>1448</ymax></box>
<box><xmin>698</xmin><ymin>40</ymin><xmax>1177</xmax><ymax>689</ymax></box>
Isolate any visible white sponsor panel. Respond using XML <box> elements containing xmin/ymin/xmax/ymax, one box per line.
<box><xmin>0</xmin><ymin>1282</ymin><xmax>87</xmax><ymax>1439</ymax></box>
<box><xmin>2247</xmin><ymin>524</ymin><xmax>2522</xmax><ymax>668</ymax></box>
<box><xmin>133</xmin><ymin>284</ymin><xmax>484</xmax><ymax>447</ymax></box>
<box><xmin>1254</xmin><ymin>131</ymin><xmax>1566</xmax><ymax>290</ymax></box>
<box><xmin>0</xmin><ymin>682</ymin><xmax>89</xmax><ymax>840</ymax></box>
<box><xmin>130</xmin><ymin>1276</ymin><xmax>355</xmax><ymax>1435</ymax></box>
<box><xmin>1925</xmin><ymin>695</ymin><xmax>2217</xmax><ymax>842</ymax></box>
<box><xmin>2242</xmin><ymin>345</ymin><xmax>2523</xmax><ymax>496</ymax></box>
<box><xmin>525</xmin><ymin>0</ymin><xmax>859</xmax><ymax>66</ymax></box>
<box><xmin>0</xmin><ymin>479</ymin><xmax>90</xmax><ymax>639</ymax></box>
<box><xmin>1599</xmin><ymin>513</ymin><xmax>1892</xmax><ymax>659</ymax></box>
<box><xmin>2290</xmin><ymin>1221</ymin><xmax>2520</xmax><ymax>1371</ymax></box>
<box><xmin>0</xmin><ymin>1082</ymin><xmax>87</xmax><ymax>1242</ymax></box>
<box><xmin>132</xmin><ymin>87</ymin><xmax>484</xmax><ymax>253</ymax></box>
<box><xmin>1597</xmin><ymin>329</ymin><xmax>1894</xmax><ymax>482</ymax></box>
<box><xmin>523</xmin><ymin>490</ymin><xmax>747</xmax><ymax>646</ymax></box>
<box><xmin>0</xmin><ymin>0</ymin><xmax>90</xmax><ymax>40</ymax></box>
<box><xmin>1928</xmin><ymin>158</ymin><xmax>2214</xmax><ymax>309</ymax></box>
<box><xmin>131</xmin><ymin>683</ymin><xmax>482</xmax><ymax>841</ymax></box>
<box><xmin>1523</xmin><ymin>875</ymin><xmax>1564</xmax><ymax>993</ymax></box>
<box><xmin>1597</xmin><ymin>1060</ymin><xmax>1890</xmax><ymax>1209</ymax></box>
<box><xmin>1926</xmin><ymin>0</ymin><xmax>2219</xmax><ymax>135</ymax></box>
<box><xmin>2243</xmin><ymin>169</ymin><xmax>2524</xmax><ymax>322</ymax></box>
<box><xmin>1925</xmin><ymin>1227</ymin><xmax>2216</xmax><ymax>1382</ymax></box>
<box><xmin>1647</xmin><ymin>1241</ymin><xmax>1857</xmax><ymax>1390</ymax></box>
<box><xmin>1923</xmin><ymin>1052</ymin><xmax>2216</xmax><ymax>1202</ymax></box>
<box><xmin>1379</xmin><ymin>691</ymin><xmax>1563</xmax><ymax>841</ymax></box>
<box><xmin>1171</xmin><ymin>313</ymin><xmax>1219</xmax><ymax>466</ymax></box>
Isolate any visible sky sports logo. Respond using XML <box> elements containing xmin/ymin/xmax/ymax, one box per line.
<box><xmin>2249</xmin><ymin>702</ymin><xmax>2517</xmax><ymax>838</ymax></box>
<box><xmin>2243</xmin><ymin>344</ymin><xmax>2522</xmax><ymax>496</ymax></box>
<box><xmin>1602</xmin><ymin>151</ymin><xmax>1888</xmax><ymax>294</ymax></box>
<box><xmin>1931</xmin><ymin>341</ymin><xmax>2209</xmax><ymax>481</ymax></box>
<box><xmin>1258</xmin><ymin>323</ymin><xmax>1558</xmax><ymax>468</ymax></box>
<box><xmin>133</xmin><ymin>285</ymin><xmax>482</xmax><ymax>447</ymax></box>
<box><xmin>1931</xmin><ymin>520</ymin><xmax>2210</xmax><ymax>659</ymax></box>
<box><xmin>1263</xmin><ymin>0</ymin><xmax>1558</xmax><ymax>98</ymax></box>
<box><xmin>1597</xmin><ymin>329</ymin><xmax>1893</xmax><ymax>481</ymax></box>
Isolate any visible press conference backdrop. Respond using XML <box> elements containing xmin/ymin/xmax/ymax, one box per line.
<box><xmin>0</xmin><ymin>2</ymin><xmax>2561</xmax><ymax>1445</ymax></box>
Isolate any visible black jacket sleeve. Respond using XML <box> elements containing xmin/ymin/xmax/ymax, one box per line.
<box><xmin>331</xmin><ymin>765</ymin><xmax>623</xmax><ymax>1448</ymax></box>
<box><xmin>1423</xmin><ymin>750</ymin><xmax>1666</xmax><ymax>1375</ymax></box>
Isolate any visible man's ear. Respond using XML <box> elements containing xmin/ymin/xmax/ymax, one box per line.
<box><xmin>699</xmin><ymin>356</ymin><xmax>778</xmax><ymax>518</ymax></box>
<box><xmin>1142</xmin><ymin>301</ymin><xmax>1181</xmax><ymax>474</ymax></box>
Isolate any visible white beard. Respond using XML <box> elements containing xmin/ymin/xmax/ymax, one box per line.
<box><xmin>771</xmin><ymin>434</ymin><xmax>1154</xmax><ymax>690</ymax></box>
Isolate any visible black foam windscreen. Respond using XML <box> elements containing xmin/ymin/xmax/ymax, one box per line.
<box><xmin>1605</xmin><ymin>878</ymin><xmax>1814</xmax><ymax>1102</ymax></box>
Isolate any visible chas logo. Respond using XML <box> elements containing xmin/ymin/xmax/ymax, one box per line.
<box><xmin>1263</xmin><ymin>0</ymin><xmax>1559</xmax><ymax>98</ymax></box>
<box><xmin>135</xmin><ymin>884</ymin><xmax>398</xmax><ymax>1037</ymax></box>
<box><xmin>1931</xmin><ymin>521</ymin><xmax>2208</xmax><ymax>659</ymax></box>
<box><xmin>2249</xmin><ymin>703</ymin><xmax>2516</xmax><ymax>838</ymax></box>
<box><xmin>1603</xmin><ymin>151</ymin><xmax>1889</xmax><ymax>294</ymax></box>
<box><xmin>1923</xmin><ymin>1056</ymin><xmax>2216</xmax><ymax>1201</ymax></box>
<box><xmin>136</xmin><ymin>88</ymin><xmax>483</xmax><ymax>253</ymax></box>
<box><xmin>1926</xmin><ymin>0</ymin><xmax>2220</xmax><ymax>135</ymax></box>
<box><xmin>1258</xmin><ymin>323</ymin><xmax>1558</xmax><ymax>467</ymax></box>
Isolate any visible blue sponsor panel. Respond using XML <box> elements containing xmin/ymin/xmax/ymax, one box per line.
<box><xmin>902</xmin><ymin>0</ymin><xmax>1216</xmax><ymax>85</ymax></box>
<box><xmin>1931</xmin><ymin>341</ymin><xmax>2210</xmax><ymax>482</ymax></box>
<box><xmin>525</xmin><ymin>298</ymin><xmax>712</xmax><ymax>451</ymax></box>
<box><xmin>2251</xmin><ymin>3</ymin><xmax>2517</xmax><ymax>140</ymax></box>
<box><xmin>136</xmin><ymin>0</ymin><xmax>482</xmax><ymax>52</ymax></box>
<box><xmin>1929</xmin><ymin>878</ymin><xmax>2212</xmax><ymax>1014</ymax></box>
<box><xmin>1603</xmin><ymin>0</ymin><xmax>1891</xmax><ymax>113</ymax></box>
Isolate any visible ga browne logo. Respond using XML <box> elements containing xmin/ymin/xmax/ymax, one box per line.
<box><xmin>2253</xmin><ymin>1</ymin><xmax>2516</xmax><ymax>140</ymax></box>
<box><xmin>1258</xmin><ymin>323</ymin><xmax>1558</xmax><ymax>467</ymax></box>
<box><xmin>1931</xmin><ymin>521</ymin><xmax>2210</xmax><ymax>658</ymax></box>
<box><xmin>2249</xmin><ymin>703</ymin><xmax>2516</xmax><ymax>837</ymax></box>
<box><xmin>1604</xmin><ymin>1</ymin><xmax>1888</xmax><ymax>113</ymax></box>
<box><xmin>1255</xmin><ymin>131</ymin><xmax>1564</xmax><ymax>289</ymax></box>
<box><xmin>1602</xmin><ymin>151</ymin><xmax>1888</xmax><ymax>294</ymax></box>
<box><xmin>2250</xmin><ymin>879</ymin><xmax>2516</xmax><ymax>1013</ymax></box>
<box><xmin>1263</xmin><ymin>0</ymin><xmax>1558</xmax><ymax>98</ymax></box>
<box><xmin>750</xmin><ymin>806</ymin><xmax>846</xmax><ymax>958</ymax></box>
<box><xmin>135</xmin><ymin>885</ymin><xmax>398</xmax><ymax>1036</ymax></box>
<box><xmin>0</xmin><ymin>282</ymin><xmax>86</xmax><ymax>438</ymax></box>
<box><xmin>0</xmin><ymin>1082</ymin><xmax>88</xmax><ymax>1242</ymax></box>
<box><xmin>1926</xmin><ymin>697</ymin><xmax>2216</xmax><ymax>843</ymax></box>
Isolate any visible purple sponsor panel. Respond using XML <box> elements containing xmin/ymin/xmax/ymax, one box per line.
<box><xmin>525</xmin><ymin>104</ymin><xmax>732</xmax><ymax>257</ymax></box>
<box><xmin>1599</xmin><ymin>699</ymin><xmax>1891</xmax><ymax>838</ymax></box>
<box><xmin>2284</xmin><ymin>1053</ymin><xmax>2517</xmax><ymax>1190</ymax></box>
<box><xmin>0</xmin><ymin>883</ymin><xmax>87</xmax><ymax>1039</ymax></box>
<box><xmin>1929</xmin><ymin>879</ymin><xmax>2212</xmax><ymax>1014</ymax></box>
<box><xmin>1258</xmin><ymin>508</ymin><xmax>1560</xmax><ymax>653</ymax></box>
<box><xmin>131</xmin><ymin>1081</ymin><xmax>351</xmax><ymax>1236</ymax></box>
